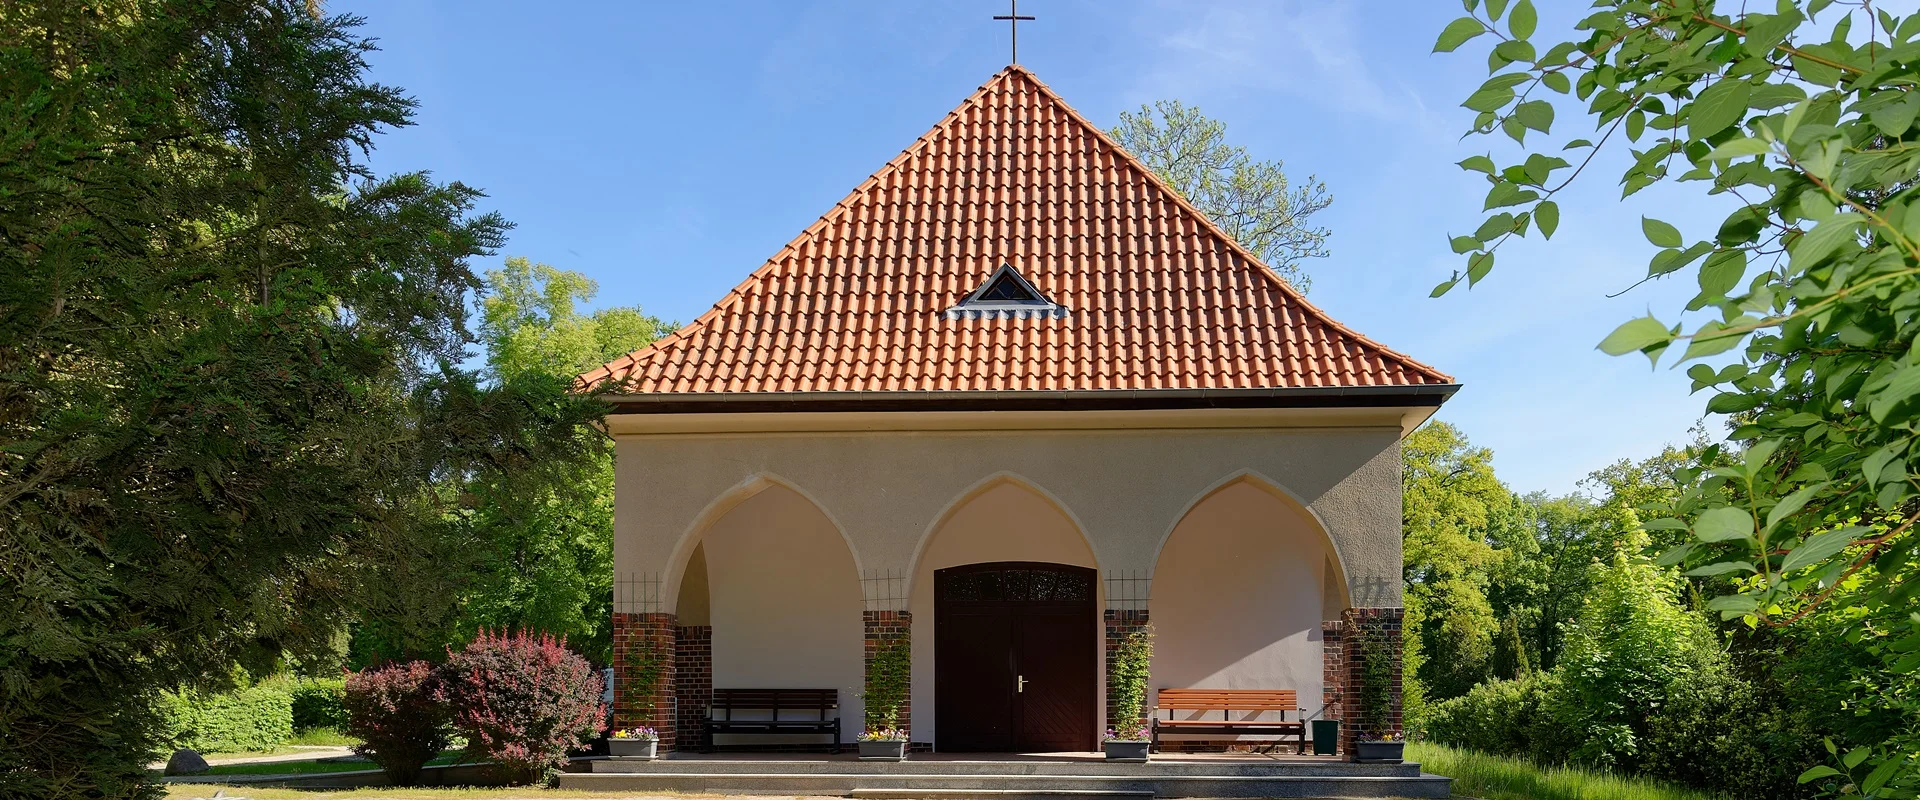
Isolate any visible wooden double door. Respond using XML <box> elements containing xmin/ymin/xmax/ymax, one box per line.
<box><xmin>934</xmin><ymin>562</ymin><xmax>1097</xmax><ymax>752</ymax></box>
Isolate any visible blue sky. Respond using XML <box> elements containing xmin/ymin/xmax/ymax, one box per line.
<box><xmin>334</xmin><ymin>0</ymin><xmax>1740</xmax><ymax>496</ymax></box>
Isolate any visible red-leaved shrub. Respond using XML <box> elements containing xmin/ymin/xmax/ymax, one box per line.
<box><xmin>342</xmin><ymin>661</ymin><xmax>449</xmax><ymax>786</ymax></box>
<box><xmin>441</xmin><ymin>630</ymin><xmax>606</xmax><ymax>784</ymax></box>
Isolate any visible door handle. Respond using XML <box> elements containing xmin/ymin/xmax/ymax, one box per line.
<box><xmin>1017</xmin><ymin>675</ymin><xmax>1027</xmax><ymax>693</ymax></box>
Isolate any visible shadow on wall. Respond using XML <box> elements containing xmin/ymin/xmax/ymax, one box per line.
<box><xmin>1150</xmin><ymin>480</ymin><xmax>1339</xmax><ymax>722</ymax></box>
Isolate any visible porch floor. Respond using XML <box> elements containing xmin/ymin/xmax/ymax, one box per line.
<box><xmin>557</xmin><ymin>749</ymin><xmax>1451</xmax><ymax>798</ymax></box>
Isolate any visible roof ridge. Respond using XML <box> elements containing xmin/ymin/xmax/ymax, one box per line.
<box><xmin>999</xmin><ymin>68</ymin><xmax>1453</xmax><ymax>385</ymax></box>
<box><xmin>577</xmin><ymin>66</ymin><xmax>1030</xmax><ymax>389</ymax></box>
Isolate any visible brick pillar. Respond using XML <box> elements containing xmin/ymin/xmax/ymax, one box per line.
<box><xmin>674</xmin><ymin>625</ymin><xmax>712</xmax><ymax>751</ymax></box>
<box><xmin>863</xmin><ymin>611</ymin><xmax>912</xmax><ymax>741</ymax></box>
<box><xmin>1338</xmin><ymin>607</ymin><xmax>1404</xmax><ymax>756</ymax></box>
<box><xmin>1103</xmin><ymin>609</ymin><xmax>1151</xmax><ymax>733</ymax></box>
<box><xmin>611</xmin><ymin>612</ymin><xmax>677</xmax><ymax>752</ymax></box>
<box><xmin>1321</xmin><ymin>619</ymin><xmax>1346</xmax><ymax>754</ymax></box>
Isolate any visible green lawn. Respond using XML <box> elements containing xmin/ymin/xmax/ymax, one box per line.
<box><xmin>1411</xmin><ymin>742</ymin><xmax>1725</xmax><ymax>800</ymax></box>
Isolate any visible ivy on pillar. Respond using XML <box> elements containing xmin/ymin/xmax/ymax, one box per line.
<box><xmin>611</xmin><ymin>612</ymin><xmax>677</xmax><ymax>752</ymax></box>
<box><xmin>1338</xmin><ymin>607</ymin><xmax>1404</xmax><ymax>756</ymax></box>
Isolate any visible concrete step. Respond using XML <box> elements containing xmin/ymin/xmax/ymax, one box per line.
<box><xmin>553</xmin><ymin>770</ymin><xmax>1454</xmax><ymax>798</ymax></box>
<box><xmin>851</xmin><ymin>790</ymin><xmax>1152</xmax><ymax>800</ymax></box>
<box><xmin>587</xmin><ymin>757</ymin><xmax>1425</xmax><ymax>778</ymax></box>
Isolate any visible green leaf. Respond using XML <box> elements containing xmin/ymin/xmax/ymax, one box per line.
<box><xmin>1564</xmin><ymin>138</ymin><xmax>1593</xmax><ymax>149</ymax></box>
<box><xmin>1766</xmin><ymin>482</ymin><xmax>1829</xmax><ymax>532</ymax></box>
<box><xmin>1486</xmin><ymin>0</ymin><xmax>1508</xmax><ymax>21</ymax></box>
<box><xmin>1597</xmin><ymin>316</ymin><xmax>1672</xmax><ymax>356</ymax></box>
<box><xmin>1686</xmin><ymin>561</ymin><xmax>1757</xmax><ymax>576</ymax></box>
<box><xmin>1542</xmin><ymin>71</ymin><xmax>1570</xmax><ymax>93</ymax></box>
<box><xmin>1434</xmin><ymin>17</ymin><xmax>1486</xmax><ymax>52</ymax></box>
<box><xmin>1845</xmin><ymin>748</ymin><xmax>1872</xmax><ymax>770</ymax></box>
<box><xmin>1798</xmin><ymin>766</ymin><xmax>1842</xmax><ymax>784</ymax></box>
<box><xmin>1642</xmin><ymin>217</ymin><xmax>1683</xmax><ymax>247</ymax></box>
<box><xmin>1458</xmin><ymin>155</ymin><xmax>1497</xmax><ymax>174</ymax></box>
<box><xmin>1450</xmin><ymin>235</ymin><xmax>1480</xmax><ymax>254</ymax></box>
<box><xmin>1865</xmin><ymin>442</ymin><xmax>1904</xmax><ymax>487</ymax></box>
<box><xmin>1465</xmin><ymin>86</ymin><xmax>1516</xmax><ymax>112</ymax></box>
<box><xmin>1698</xmin><ymin>249</ymin><xmax>1746</xmax><ymax>296</ymax></box>
<box><xmin>1705</xmin><ymin>138</ymin><xmax>1772</xmax><ymax>162</ymax></box>
<box><xmin>1534</xmin><ymin>200</ymin><xmax>1559</xmax><ymax>238</ymax></box>
<box><xmin>1689</xmin><ymin>78</ymin><xmax>1754</xmax><ymax>140</ymax></box>
<box><xmin>1514</xmin><ymin>100</ymin><xmax>1553</xmax><ymax>133</ymax></box>
<box><xmin>1707</xmin><ymin>593</ymin><xmax>1759</xmax><ymax>614</ymax></box>
<box><xmin>1863</xmin><ymin>756</ymin><xmax>1901</xmax><ymax>795</ymax></box>
<box><xmin>1682</xmin><ymin>319</ymin><xmax>1751</xmax><ymax>361</ymax></box>
<box><xmin>1707</xmin><ymin>391</ymin><xmax>1760</xmax><ymax>413</ymax></box>
<box><xmin>1508</xmin><ymin>0</ymin><xmax>1537</xmax><ymax>38</ymax></box>
<box><xmin>1430</xmin><ymin>278</ymin><xmax>1459</xmax><ymax>297</ymax></box>
<box><xmin>1789</xmin><ymin>213</ymin><xmax>1864</xmax><ymax>271</ymax></box>
<box><xmin>1782</xmin><ymin>528</ymin><xmax>1864</xmax><ymax>572</ymax></box>
<box><xmin>1869</xmin><ymin>364</ymin><xmax>1920</xmax><ymax>423</ymax></box>
<box><xmin>1695</xmin><ymin>506</ymin><xmax>1755</xmax><ymax>543</ymax></box>
<box><xmin>1474</xmin><ymin>212</ymin><xmax>1516</xmax><ymax>241</ymax></box>
<box><xmin>1467</xmin><ymin>252</ymin><xmax>1496</xmax><ymax>285</ymax></box>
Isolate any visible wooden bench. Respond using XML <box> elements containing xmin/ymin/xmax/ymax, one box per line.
<box><xmin>1150</xmin><ymin>689</ymin><xmax>1307</xmax><ymax>754</ymax></box>
<box><xmin>704</xmin><ymin>689</ymin><xmax>842</xmax><ymax>753</ymax></box>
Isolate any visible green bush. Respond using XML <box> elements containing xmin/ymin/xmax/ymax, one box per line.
<box><xmin>1641</xmin><ymin>668</ymin><xmax>1824</xmax><ymax>800</ymax></box>
<box><xmin>1420</xmin><ymin>672</ymin><xmax>1559</xmax><ymax>759</ymax></box>
<box><xmin>161</xmin><ymin>680</ymin><xmax>294</xmax><ymax>753</ymax></box>
<box><xmin>291</xmin><ymin>677</ymin><xmax>348</xmax><ymax>731</ymax></box>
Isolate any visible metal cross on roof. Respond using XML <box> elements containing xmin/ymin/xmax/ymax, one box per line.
<box><xmin>992</xmin><ymin>0</ymin><xmax>1035</xmax><ymax>64</ymax></box>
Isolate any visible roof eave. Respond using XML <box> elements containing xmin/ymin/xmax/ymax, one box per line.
<box><xmin>596</xmin><ymin>384</ymin><xmax>1461</xmax><ymax>415</ymax></box>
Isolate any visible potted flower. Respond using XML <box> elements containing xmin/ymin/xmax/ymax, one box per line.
<box><xmin>858</xmin><ymin>727</ymin><xmax>909</xmax><ymax>761</ymax></box>
<box><xmin>1351</xmin><ymin>634</ymin><xmax>1404</xmax><ymax>764</ymax></box>
<box><xmin>609</xmin><ymin>727</ymin><xmax>659</xmax><ymax>759</ymax></box>
<box><xmin>1352</xmin><ymin>730</ymin><xmax>1404</xmax><ymax>763</ymax></box>
<box><xmin>1103</xmin><ymin>724</ymin><xmax>1150</xmax><ymax>762</ymax></box>
<box><xmin>860</xmin><ymin>636</ymin><xmax>911</xmax><ymax>761</ymax></box>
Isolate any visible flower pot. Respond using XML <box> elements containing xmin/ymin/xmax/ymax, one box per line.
<box><xmin>1352</xmin><ymin>740</ymin><xmax>1404</xmax><ymax>764</ymax></box>
<box><xmin>609</xmin><ymin>738</ymin><xmax>658</xmax><ymax>759</ymax></box>
<box><xmin>1103</xmin><ymin>740</ymin><xmax>1150</xmax><ymax>762</ymax></box>
<box><xmin>859</xmin><ymin>739</ymin><xmax>908</xmax><ymax>761</ymax></box>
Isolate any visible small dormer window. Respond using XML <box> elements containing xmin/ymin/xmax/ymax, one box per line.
<box><xmin>944</xmin><ymin>263</ymin><xmax>1069</xmax><ymax>320</ymax></box>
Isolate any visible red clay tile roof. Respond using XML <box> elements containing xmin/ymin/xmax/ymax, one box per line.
<box><xmin>580</xmin><ymin>65</ymin><xmax>1452</xmax><ymax>396</ymax></box>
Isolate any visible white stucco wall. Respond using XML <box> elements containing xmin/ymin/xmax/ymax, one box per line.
<box><xmin>907</xmin><ymin>480</ymin><xmax>1104</xmax><ymax>744</ymax></box>
<box><xmin>1150</xmin><ymin>480</ymin><xmax>1331</xmax><ymax>735</ymax></box>
<box><xmin>613</xmin><ymin>421</ymin><xmax>1404</xmax><ymax>608</ymax></box>
<box><xmin>699</xmin><ymin>484</ymin><xmax>863</xmax><ymax>744</ymax></box>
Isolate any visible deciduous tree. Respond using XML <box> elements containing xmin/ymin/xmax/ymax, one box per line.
<box><xmin>1111</xmin><ymin>100</ymin><xmax>1333</xmax><ymax>291</ymax></box>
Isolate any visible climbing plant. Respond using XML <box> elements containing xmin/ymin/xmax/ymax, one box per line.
<box><xmin>864</xmin><ymin>637</ymin><xmax>911</xmax><ymax>735</ymax></box>
<box><xmin>1108</xmin><ymin>625</ymin><xmax>1155</xmax><ymax>737</ymax></box>
<box><xmin>622</xmin><ymin>635</ymin><xmax>667</xmax><ymax>718</ymax></box>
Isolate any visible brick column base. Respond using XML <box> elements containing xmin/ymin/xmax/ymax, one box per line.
<box><xmin>1103</xmin><ymin>609</ymin><xmax>1151</xmax><ymax>734</ymax></box>
<box><xmin>675</xmin><ymin>625</ymin><xmax>712</xmax><ymax>751</ymax></box>
<box><xmin>1338</xmin><ymin>607</ymin><xmax>1404</xmax><ymax>756</ymax></box>
<box><xmin>1322</xmin><ymin>619</ymin><xmax>1347</xmax><ymax>754</ymax></box>
<box><xmin>612</xmin><ymin>612</ymin><xmax>677</xmax><ymax>752</ymax></box>
<box><xmin>863</xmin><ymin>611</ymin><xmax>911</xmax><ymax>741</ymax></box>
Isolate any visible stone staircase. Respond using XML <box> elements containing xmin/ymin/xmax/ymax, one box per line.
<box><xmin>554</xmin><ymin>756</ymin><xmax>1453</xmax><ymax>798</ymax></box>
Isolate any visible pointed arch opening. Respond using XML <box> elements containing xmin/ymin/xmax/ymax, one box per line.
<box><xmin>1149</xmin><ymin>473</ymin><xmax>1347</xmax><ymax>733</ymax></box>
<box><xmin>669</xmin><ymin>476</ymin><xmax>863</xmax><ymax>747</ymax></box>
<box><xmin>908</xmin><ymin>474</ymin><xmax>1103</xmax><ymax>751</ymax></box>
